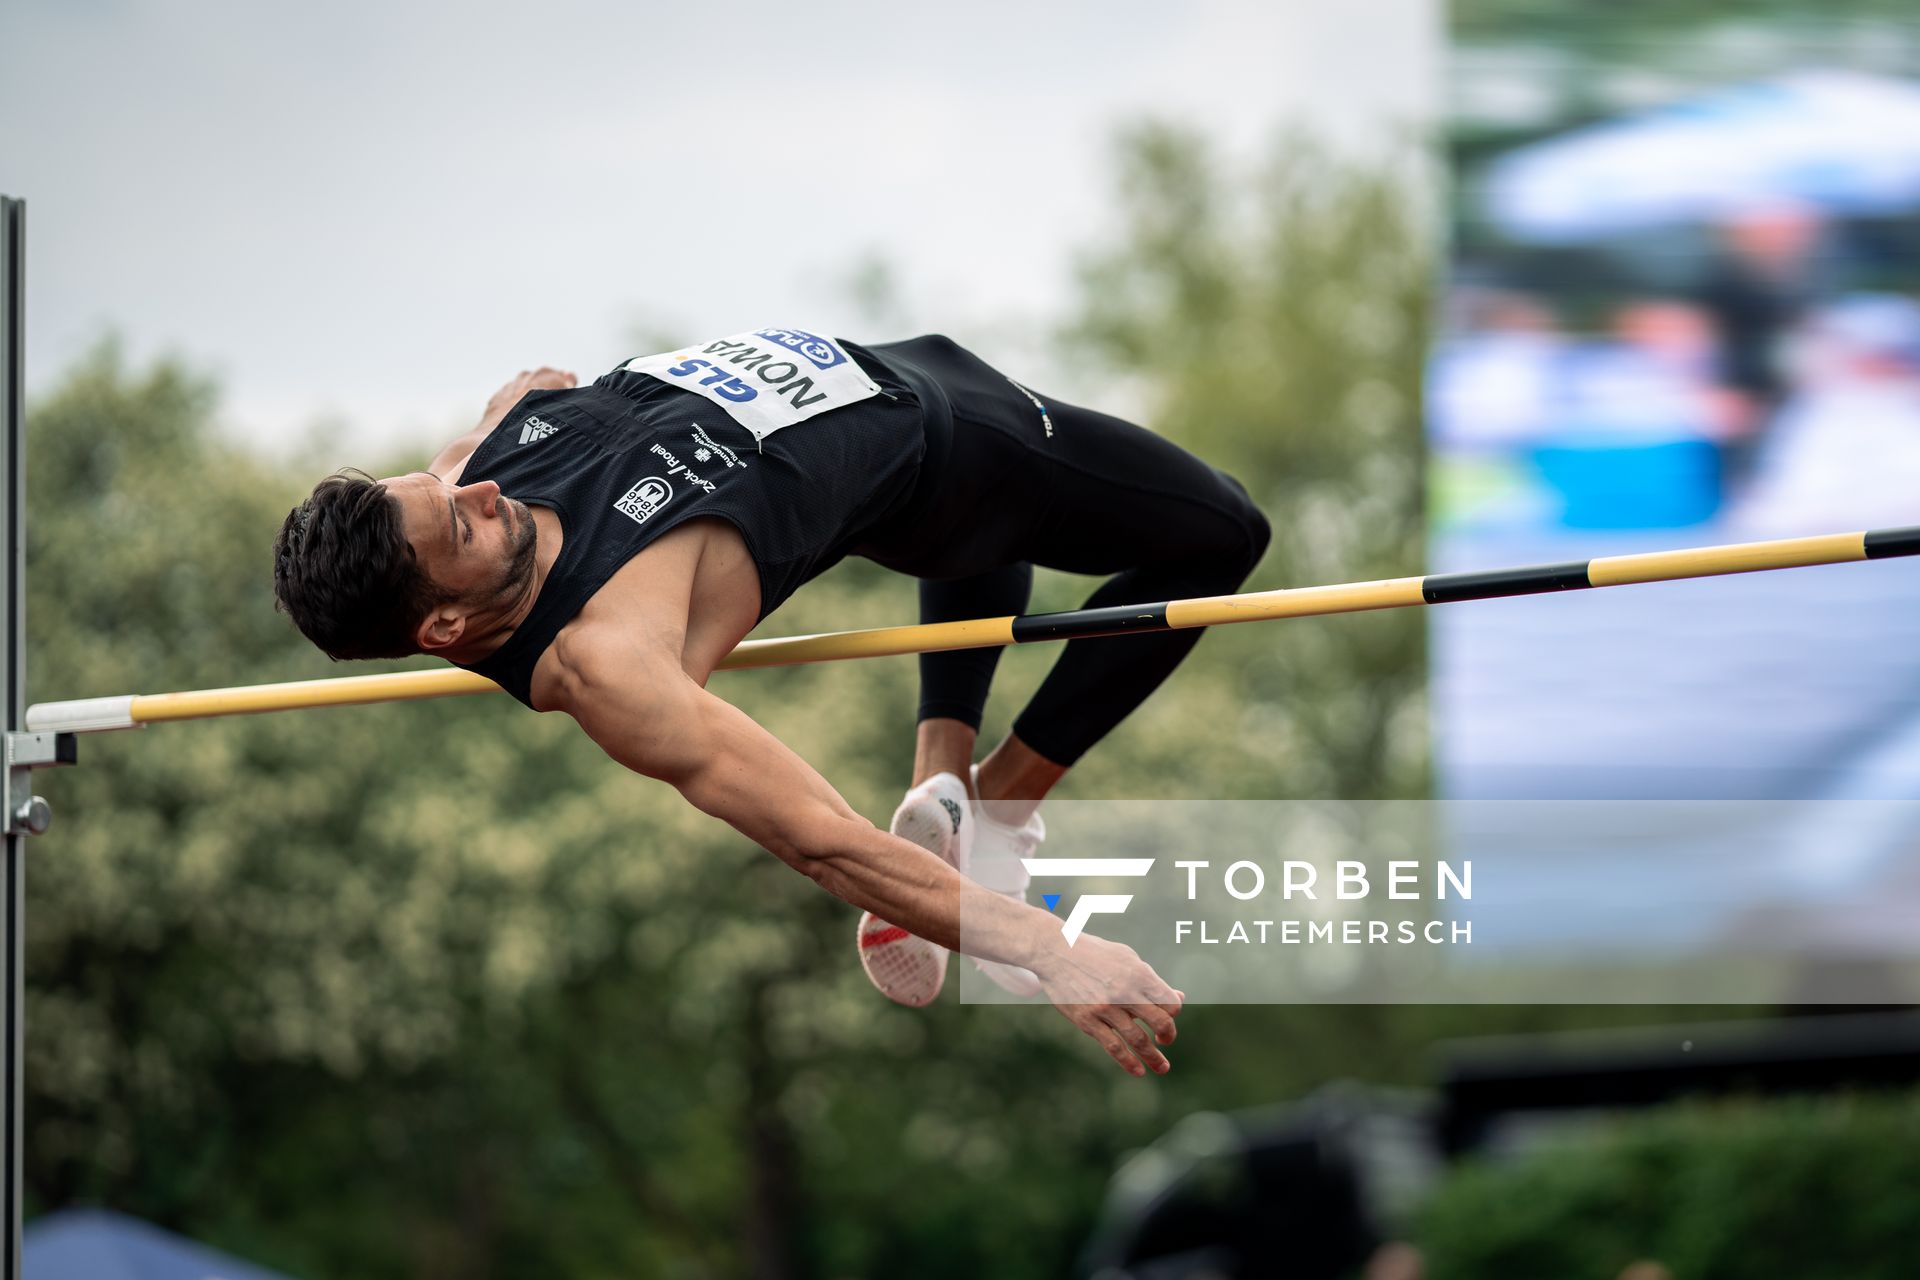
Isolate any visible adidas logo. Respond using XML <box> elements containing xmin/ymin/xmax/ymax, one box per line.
<box><xmin>519</xmin><ymin>415</ymin><xmax>560</xmax><ymax>445</ymax></box>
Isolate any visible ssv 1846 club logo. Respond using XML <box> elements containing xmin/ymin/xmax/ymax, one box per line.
<box><xmin>613</xmin><ymin>476</ymin><xmax>673</xmax><ymax>525</ymax></box>
<box><xmin>1020</xmin><ymin>858</ymin><xmax>1156</xmax><ymax>945</ymax></box>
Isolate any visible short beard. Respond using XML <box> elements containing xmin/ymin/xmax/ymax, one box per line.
<box><xmin>475</xmin><ymin>497</ymin><xmax>540</xmax><ymax>610</ymax></box>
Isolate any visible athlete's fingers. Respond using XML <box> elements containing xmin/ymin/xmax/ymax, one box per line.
<box><xmin>1080</xmin><ymin>1016</ymin><xmax>1146</xmax><ymax>1077</ymax></box>
<box><xmin>1116</xmin><ymin>954</ymin><xmax>1179</xmax><ymax>1011</ymax></box>
<box><xmin>1103</xmin><ymin>1008</ymin><xmax>1170</xmax><ymax>1075</ymax></box>
<box><xmin>1129</xmin><ymin>1001</ymin><xmax>1177</xmax><ymax>1046</ymax></box>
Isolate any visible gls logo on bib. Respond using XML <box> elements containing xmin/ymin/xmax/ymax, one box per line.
<box><xmin>621</xmin><ymin>328</ymin><xmax>880</xmax><ymax>443</ymax></box>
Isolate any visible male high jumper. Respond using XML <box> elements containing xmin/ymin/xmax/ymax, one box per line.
<box><xmin>272</xmin><ymin>330</ymin><xmax>1269</xmax><ymax>1077</ymax></box>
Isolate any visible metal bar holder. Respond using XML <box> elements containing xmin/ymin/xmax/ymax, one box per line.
<box><xmin>3</xmin><ymin>732</ymin><xmax>74</xmax><ymax>838</ymax></box>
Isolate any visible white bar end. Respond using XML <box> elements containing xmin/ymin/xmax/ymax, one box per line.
<box><xmin>25</xmin><ymin>696</ymin><xmax>139</xmax><ymax>734</ymax></box>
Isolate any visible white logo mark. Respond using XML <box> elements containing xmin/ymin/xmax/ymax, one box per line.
<box><xmin>1020</xmin><ymin>858</ymin><xmax>1156</xmax><ymax>946</ymax></box>
<box><xmin>614</xmin><ymin>476</ymin><xmax>673</xmax><ymax>525</ymax></box>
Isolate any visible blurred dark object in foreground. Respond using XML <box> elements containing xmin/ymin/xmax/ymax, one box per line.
<box><xmin>1082</xmin><ymin>1012</ymin><xmax>1920</xmax><ymax>1279</ymax></box>
<box><xmin>1077</xmin><ymin>1085</ymin><xmax>1438</xmax><ymax>1280</ymax></box>
<box><xmin>1441</xmin><ymin>1008</ymin><xmax>1920</xmax><ymax>1155</ymax></box>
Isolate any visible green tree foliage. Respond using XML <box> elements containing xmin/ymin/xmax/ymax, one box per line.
<box><xmin>1417</xmin><ymin>1092</ymin><xmax>1920</xmax><ymax>1279</ymax></box>
<box><xmin>1448</xmin><ymin>0</ymin><xmax>1920</xmax><ymax>202</ymax></box>
<box><xmin>1057</xmin><ymin>123</ymin><xmax>1430</xmax><ymax>802</ymax></box>
<box><xmin>1454</xmin><ymin>0</ymin><xmax>1920</xmax><ymax>42</ymax></box>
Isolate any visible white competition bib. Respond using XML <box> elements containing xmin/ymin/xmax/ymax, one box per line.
<box><xmin>622</xmin><ymin>327</ymin><xmax>881</xmax><ymax>442</ymax></box>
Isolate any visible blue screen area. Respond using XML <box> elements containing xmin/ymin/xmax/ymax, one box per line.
<box><xmin>1433</xmin><ymin>27</ymin><xmax>1920</xmax><ymax>945</ymax></box>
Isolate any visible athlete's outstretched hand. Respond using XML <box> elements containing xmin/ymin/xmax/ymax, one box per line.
<box><xmin>1033</xmin><ymin>933</ymin><xmax>1183</xmax><ymax>1077</ymax></box>
<box><xmin>482</xmin><ymin>366</ymin><xmax>576</xmax><ymax>425</ymax></box>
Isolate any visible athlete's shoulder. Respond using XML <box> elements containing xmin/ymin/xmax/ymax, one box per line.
<box><xmin>532</xmin><ymin>605</ymin><xmax>682</xmax><ymax>716</ymax></box>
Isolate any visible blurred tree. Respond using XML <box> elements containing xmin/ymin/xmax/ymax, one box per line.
<box><xmin>1054</xmin><ymin>123</ymin><xmax>1430</xmax><ymax>802</ymax></box>
<box><xmin>1417</xmin><ymin>1091</ymin><xmax>1920</xmax><ymax>1279</ymax></box>
<box><xmin>1456</xmin><ymin>0</ymin><xmax>1920</xmax><ymax>42</ymax></box>
<box><xmin>1450</xmin><ymin>0</ymin><xmax>1920</xmax><ymax>166</ymax></box>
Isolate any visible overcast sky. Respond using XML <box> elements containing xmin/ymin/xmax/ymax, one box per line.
<box><xmin>2</xmin><ymin>0</ymin><xmax>1436</xmax><ymax>463</ymax></box>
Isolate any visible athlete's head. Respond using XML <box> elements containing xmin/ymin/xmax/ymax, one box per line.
<box><xmin>273</xmin><ymin>468</ymin><xmax>537</xmax><ymax>659</ymax></box>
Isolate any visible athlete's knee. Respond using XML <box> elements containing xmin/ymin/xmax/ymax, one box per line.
<box><xmin>1216</xmin><ymin>472</ymin><xmax>1271</xmax><ymax>576</ymax></box>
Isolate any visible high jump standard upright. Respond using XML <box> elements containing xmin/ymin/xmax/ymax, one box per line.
<box><xmin>0</xmin><ymin>194</ymin><xmax>81</xmax><ymax>1280</ymax></box>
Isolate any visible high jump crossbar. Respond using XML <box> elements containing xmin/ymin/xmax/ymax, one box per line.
<box><xmin>23</xmin><ymin>524</ymin><xmax>1920</xmax><ymax>735</ymax></box>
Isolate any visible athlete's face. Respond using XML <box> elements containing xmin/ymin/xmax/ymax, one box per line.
<box><xmin>382</xmin><ymin>471</ymin><xmax>539</xmax><ymax>619</ymax></box>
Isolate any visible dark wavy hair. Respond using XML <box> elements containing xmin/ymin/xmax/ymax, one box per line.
<box><xmin>272</xmin><ymin>469</ymin><xmax>456</xmax><ymax>660</ymax></box>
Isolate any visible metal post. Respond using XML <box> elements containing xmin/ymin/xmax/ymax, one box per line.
<box><xmin>1</xmin><ymin>191</ymin><xmax>26</xmax><ymax>1280</ymax></box>
<box><xmin>0</xmin><ymin>198</ymin><xmax>77</xmax><ymax>1276</ymax></box>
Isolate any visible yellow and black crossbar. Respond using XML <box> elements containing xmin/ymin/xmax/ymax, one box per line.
<box><xmin>25</xmin><ymin>524</ymin><xmax>1920</xmax><ymax>734</ymax></box>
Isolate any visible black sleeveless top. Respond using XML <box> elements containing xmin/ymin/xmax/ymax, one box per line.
<box><xmin>452</xmin><ymin>338</ymin><xmax>943</xmax><ymax>709</ymax></box>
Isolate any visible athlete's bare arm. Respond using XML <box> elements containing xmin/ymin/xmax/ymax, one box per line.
<box><xmin>550</xmin><ymin>621</ymin><xmax>1184</xmax><ymax>1077</ymax></box>
<box><xmin>428</xmin><ymin>366</ymin><xmax>578</xmax><ymax>481</ymax></box>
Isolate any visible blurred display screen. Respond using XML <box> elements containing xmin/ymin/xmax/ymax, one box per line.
<box><xmin>1432</xmin><ymin>15</ymin><xmax>1920</xmax><ymax>942</ymax></box>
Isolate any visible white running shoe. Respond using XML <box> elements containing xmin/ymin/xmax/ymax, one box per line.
<box><xmin>966</xmin><ymin>763</ymin><xmax>1046</xmax><ymax>998</ymax></box>
<box><xmin>858</xmin><ymin>771</ymin><xmax>972</xmax><ymax>1007</ymax></box>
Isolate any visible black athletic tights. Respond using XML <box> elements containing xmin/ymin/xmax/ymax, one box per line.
<box><xmin>852</xmin><ymin>336</ymin><xmax>1271</xmax><ymax>768</ymax></box>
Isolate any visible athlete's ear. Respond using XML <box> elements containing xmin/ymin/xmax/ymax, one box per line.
<box><xmin>415</xmin><ymin>605</ymin><xmax>467</xmax><ymax>654</ymax></box>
